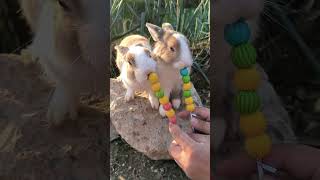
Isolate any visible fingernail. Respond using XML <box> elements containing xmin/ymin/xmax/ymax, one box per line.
<box><xmin>191</xmin><ymin>118</ymin><xmax>197</xmax><ymax>126</ymax></box>
<box><xmin>169</xmin><ymin>122</ymin><xmax>174</xmax><ymax>131</ymax></box>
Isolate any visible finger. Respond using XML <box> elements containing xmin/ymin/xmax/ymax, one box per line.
<box><xmin>169</xmin><ymin>123</ymin><xmax>195</xmax><ymax>150</ymax></box>
<box><xmin>191</xmin><ymin>118</ymin><xmax>210</xmax><ymax>134</ymax></box>
<box><xmin>177</xmin><ymin>110</ymin><xmax>190</xmax><ymax>119</ymax></box>
<box><xmin>168</xmin><ymin>143</ymin><xmax>186</xmax><ymax>170</ymax></box>
<box><xmin>216</xmin><ymin>151</ymin><xmax>256</xmax><ymax>177</ymax></box>
<box><xmin>194</xmin><ymin>107</ymin><xmax>210</xmax><ymax>121</ymax></box>
<box><xmin>263</xmin><ymin>144</ymin><xmax>320</xmax><ymax>180</ymax></box>
<box><xmin>188</xmin><ymin>133</ymin><xmax>210</xmax><ymax>143</ymax></box>
<box><xmin>216</xmin><ymin>144</ymin><xmax>320</xmax><ymax>179</ymax></box>
<box><xmin>168</xmin><ymin>142</ymin><xmax>182</xmax><ymax>160</ymax></box>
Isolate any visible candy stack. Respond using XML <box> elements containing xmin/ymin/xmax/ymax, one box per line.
<box><xmin>180</xmin><ymin>67</ymin><xmax>195</xmax><ymax>112</ymax></box>
<box><xmin>148</xmin><ymin>72</ymin><xmax>177</xmax><ymax>124</ymax></box>
<box><xmin>224</xmin><ymin>19</ymin><xmax>272</xmax><ymax>160</ymax></box>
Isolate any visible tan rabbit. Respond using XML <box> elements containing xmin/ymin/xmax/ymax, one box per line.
<box><xmin>19</xmin><ymin>0</ymin><xmax>108</xmax><ymax>125</ymax></box>
<box><xmin>146</xmin><ymin>22</ymin><xmax>193</xmax><ymax>117</ymax></box>
<box><xmin>114</xmin><ymin>35</ymin><xmax>159</xmax><ymax>109</ymax></box>
<box><xmin>212</xmin><ymin>0</ymin><xmax>264</xmax><ymax>150</ymax></box>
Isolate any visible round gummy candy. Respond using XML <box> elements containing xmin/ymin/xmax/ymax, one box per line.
<box><xmin>231</xmin><ymin>43</ymin><xmax>257</xmax><ymax>68</ymax></box>
<box><xmin>183</xmin><ymin>90</ymin><xmax>192</xmax><ymax>97</ymax></box>
<box><xmin>151</xmin><ymin>82</ymin><xmax>161</xmax><ymax>92</ymax></box>
<box><xmin>155</xmin><ymin>89</ymin><xmax>164</xmax><ymax>98</ymax></box>
<box><xmin>186</xmin><ymin>104</ymin><xmax>195</xmax><ymax>112</ymax></box>
<box><xmin>182</xmin><ymin>75</ymin><xmax>191</xmax><ymax>83</ymax></box>
<box><xmin>224</xmin><ymin>20</ymin><xmax>251</xmax><ymax>46</ymax></box>
<box><xmin>166</xmin><ymin>109</ymin><xmax>175</xmax><ymax>118</ymax></box>
<box><xmin>180</xmin><ymin>67</ymin><xmax>189</xmax><ymax>76</ymax></box>
<box><xmin>185</xmin><ymin>97</ymin><xmax>194</xmax><ymax>105</ymax></box>
<box><xmin>169</xmin><ymin>116</ymin><xmax>177</xmax><ymax>124</ymax></box>
<box><xmin>183</xmin><ymin>82</ymin><xmax>192</xmax><ymax>91</ymax></box>
<box><xmin>240</xmin><ymin>111</ymin><xmax>267</xmax><ymax>138</ymax></box>
<box><xmin>163</xmin><ymin>103</ymin><xmax>172</xmax><ymax>111</ymax></box>
<box><xmin>245</xmin><ymin>134</ymin><xmax>272</xmax><ymax>159</ymax></box>
<box><xmin>148</xmin><ymin>73</ymin><xmax>158</xmax><ymax>84</ymax></box>
<box><xmin>234</xmin><ymin>68</ymin><xmax>261</xmax><ymax>90</ymax></box>
<box><xmin>159</xmin><ymin>96</ymin><xmax>169</xmax><ymax>105</ymax></box>
<box><xmin>235</xmin><ymin>91</ymin><xmax>261</xmax><ymax>114</ymax></box>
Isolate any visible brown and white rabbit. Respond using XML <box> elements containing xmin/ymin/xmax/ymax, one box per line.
<box><xmin>115</xmin><ymin>35</ymin><xmax>159</xmax><ymax>109</ymax></box>
<box><xmin>19</xmin><ymin>0</ymin><xmax>108</xmax><ymax>125</ymax></box>
<box><xmin>146</xmin><ymin>22</ymin><xmax>193</xmax><ymax>117</ymax></box>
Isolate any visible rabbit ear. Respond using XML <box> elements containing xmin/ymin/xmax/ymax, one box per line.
<box><xmin>146</xmin><ymin>23</ymin><xmax>163</xmax><ymax>41</ymax></box>
<box><xmin>162</xmin><ymin>23</ymin><xmax>174</xmax><ymax>31</ymax></box>
<box><xmin>115</xmin><ymin>45</ymin><xmax>129</xmax><ymax>55</ymax></box>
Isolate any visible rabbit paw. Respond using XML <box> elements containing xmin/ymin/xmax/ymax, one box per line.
<box><xmin>47</xmin><ymin>87</ymin><xmax>78</xmax><ymax>125</ymax></box>
<box><xmin>172</xmin><ymin>98</ymin><xmax>181</xmax><ymax>109</ymax></box>
<box><xmin>159</xmin><ymin>105</ymin><xmax>166</xmax><ymax>117</ymax></box>
<box><xmin>149</xmin><ymin>94</ymin><xmax>159</xmax><ymax>109</ymax></box>
<box><xmin>125</xmin><ymin>89</ymin><xmax>135</xmax><ymax>101</ymax></box>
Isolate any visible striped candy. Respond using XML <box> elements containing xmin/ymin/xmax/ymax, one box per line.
<box><xmin>234</xmin><ymin>91</ymin><xmax>261</xmax><ymax>114</ymax></box>
<box><xmin>231</xmin><ymin>43</ymin><xmax>257</xmax><ymax>68</ymax></box>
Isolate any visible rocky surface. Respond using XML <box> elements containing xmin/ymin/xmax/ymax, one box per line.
<box><xmin>110</xmin><ymin>78</ymin><xmax>203</xmax><ymax>160</ymax></box>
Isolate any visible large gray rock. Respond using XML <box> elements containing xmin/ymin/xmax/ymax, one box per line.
<box><xmin>110</xmin><ymin>78</ymin><xmax>203</xmax><ymax>160</ymax></box>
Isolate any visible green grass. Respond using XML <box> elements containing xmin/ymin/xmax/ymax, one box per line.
<box><xmin>111</xmin><ymin>0</ymin><xmax>210</xmax><ymax>102</ymax></box>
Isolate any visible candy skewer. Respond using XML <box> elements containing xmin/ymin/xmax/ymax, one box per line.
<box><xmin>224</xmin><ymin>18</ymin><xmax>275</xmax><ymax>179</ymax></box>
<box><xmin>148</xmin><ymin>72</ymin><xmax>177</xmax><ymax>124</ymax></box>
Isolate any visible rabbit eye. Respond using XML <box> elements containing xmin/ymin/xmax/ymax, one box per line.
<box><xmin>58</xmin><ymin>0</ymin><xmax>71</xmax><ymax>11</ymax></box>
<box><xmin>170</xmin><ymin>47</ymin><xmax>175</xmax><ymax>52</ymax></box>
<box><xmin>128</xmin><ymin>61</ymin><xmax>133</xmax><ymax>66</ymax></box>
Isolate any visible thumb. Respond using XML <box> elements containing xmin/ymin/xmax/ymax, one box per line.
<box><xmin>169</xmin><ymin>123</ymin><xmax>195</xmax><ymax>150</ymax></box>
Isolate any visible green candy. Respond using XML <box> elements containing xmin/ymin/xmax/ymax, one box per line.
<box><xmin>155</xmin><ymin>89</ymin><xmax>164</xmax><ymax>98</ymax></box>
<box><xmin>183</xmin><ymin>90</ymin><xmax>192</xmax><ymax>97</ymax></box>
<box><xmin>182</xmin><ymin>75</ymin><xmax>190</xmax><ymax>83</ymax></box>
<box><xmin>231</xmin><ymin>43</ymin><xmax>257</xmax><ymax>68</ymax></box>
<box><xmin>235</xmin><ymin>91</ymin><xmax>261</xmax><ymax>114</ymax></box>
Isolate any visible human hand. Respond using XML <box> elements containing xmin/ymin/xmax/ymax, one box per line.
<box><xmin>178</xmin><ymin>107</ymin><xmax>210</xmax><ymax>134</ymax></box>
<box><xmin>168</xmin><ymin>107</ymin><xmax>210</xmax><ymax>180</ymax></box>
<box><xmin>216</xmin><ymin>144</ymin><xmax>320</xmax><ymax>180</ymax></box>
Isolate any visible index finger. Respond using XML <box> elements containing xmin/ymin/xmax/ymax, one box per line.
<box><xmin>169</xmin><ymin>123</ymin><xmax>195</xmax><ymax>150</ymax></box>
<box><xmin>194</xmin><ymin>107</ymin><xmax>210</xmax><ymax>121</ymax></box>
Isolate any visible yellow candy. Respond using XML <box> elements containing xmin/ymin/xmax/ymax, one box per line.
<box><xmin>183</xmin><ymin>82</ymin><xmax>192</xmax><ymax>91</ymax></box>
<box><xmin>166</xmin><ymin>109</ymin><xmax>175</xmax><ymax>118</ymax></box>
<box><xmin>234</xmin><ymin>68</ymin><xmax>261</xmax><ymax>90</ymax></box>
<box><xmin>149</xmin><ymin>73</ymin><xmax>159</xmax><ymax>84</ymax></box>
<box><xmin>186</xmin><ymin>104</ymin><xmax>195</xmax><ymax>112</ymax></box>
<box><xmin>159</xmin><ymin>96</ymin><xmax>169</xmax><ymax>104</ymax></box>
<box><xmin>240</xmin><ymin>111</ymin><xmax>267</xmax><ymax>138</ymax></box>
<box><xmin>185</xmin><ymin>97</ymin><xmax>194</xmax><ymax>105</ymax></box>
<box><xmin>151</xmin><ymin>82</ymin><xmax>161</xmax><ymax>92</ymax></box>
<box><xmin>245</xmin><ymin>134</ymin><xmax>272</xmax><ymax>159</ymax></box>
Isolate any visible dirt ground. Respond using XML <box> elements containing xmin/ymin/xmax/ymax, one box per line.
<box><xmin>0</xmin><ymin>54</ymin><xmax>108</xmax><ymax>180</ymax></box>
<box><xmin>110</xmin><ymin>139</ymin><xmax>187</xmax><ymax>180</ymax></box>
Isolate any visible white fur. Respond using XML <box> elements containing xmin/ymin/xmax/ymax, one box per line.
<box><xmin>119</xmin><ymin>46</ymin><xmax>159</xmax><ymax>109</ymax></box>
<box><xmin>173</xmin><ymin>34</ymin><xmax>193</xmax><ymax>69</ymax></box>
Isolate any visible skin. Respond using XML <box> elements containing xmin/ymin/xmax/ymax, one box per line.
<box><xmin>168</xmin><ymin>107</ymin><xmax>210</xmax><ymax>180</ymax></box>
<box><xmin>216</xmin><ymin>144</ymin><xmax>320</xmax><ymax>180</ymax></box>
<box><xmin>168</xmin><ymin>107</ymin><xmax>320</xmax><ymax>180</ymax></box>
